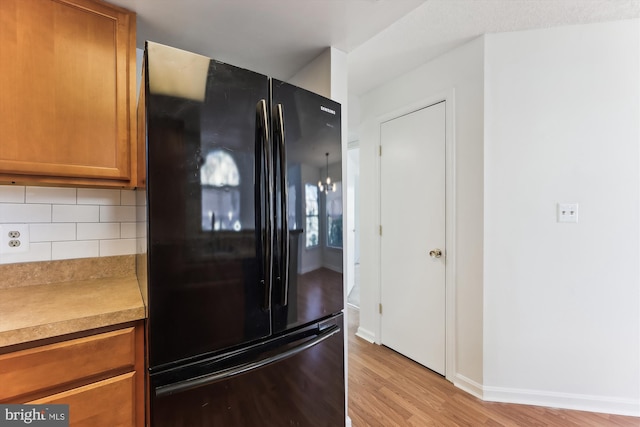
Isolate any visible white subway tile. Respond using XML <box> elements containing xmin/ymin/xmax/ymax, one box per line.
<box><xmin>0</xmin><ymin>204</ymin><xmax>51</xmax><ymax>223</ymax></box>
<box><xmin>26</xmin><ymin>187</ymin><xmax>76</xmax><ymax>204</ymax></box>
<box><xmin>30</xmin><ymin>223</ymin><xmax>76</xmax><ymax>242</ymax></box>
<box><xmin>0</xmin><ymin>242</ymin><xmax>51</xmax><ymax>264</ymax></box>
<box><xmin>52</xmin><ymin>205</ymin><xmax>99</xmax><ymax>223</ymax></box>
<box><xmin>121</xmin><ymin>190</ymin><xmax>136</xmax><ymax>206</ymax></box>
<box><xmin>136</xmin><ymin>237</ymin><xmax>147</xmax><ymax>254</ymax></box>
<box><xmin>136</xmin><ymin>221</ymin><xmax>147</xmax><ymax>238</ymax></box>
<box><xmin>0</xmin><ymin>186</ymin><xmax>25</xmax><ymax>203</ymax></box>
<box><xmin>77</xmin><ymin>189</ymin><xmax>121</xmax><ymax>205</ymax></box>
<box><xmin>135</xmin><ymin>189</ymin><xmax>147</xmax><ymax>206</ymax></box>
<box><xmin>100</xmin><ymin>239</ymin><xmax>136</xmax><ymax>257</ymax></box>
<box><xmin>100</xmin><ymin>205</ymin><xmax>136</xmax><ymax>222</ymax></box>
<box><xmin>121</xmin><ymin>222</ymin><xmax>137</xmax><ymax>238</ymax></box>
<box><xmin>52</xmin><ymin>240</ymin><xmax>99</xmax><ymax>260</ymax></box>
<box><xmin>136</xmin><ymin>206</ymin><xmax>147</xmax><ymax>222</ymax></box>
<box><xmin>77</xmin><ymin>223</ymin><xmax>120</xmax><ymax>240</ymax></box>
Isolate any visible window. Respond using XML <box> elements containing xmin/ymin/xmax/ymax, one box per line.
<box><xmin>326</xmin><ymin>182</ymin><xmax>343</xmax><ymax>248</ymax></box>
<box><xmin>288</xmin><ymin>185</ymin><xmax>297</xmax><ymax>229</ymax></box>
<box><xmin>305</xmin><ymin>183</ymin><xmax>319</xmax><ymax>248</ymax></box>
<box><xmin>201</xmin><ymin>149</ymin><xmax>241</xmax><ymax>231</ymax></box>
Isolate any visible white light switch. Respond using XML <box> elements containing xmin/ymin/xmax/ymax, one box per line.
<box><xmin>557</xmin><ymin>203</ymin><xmax>579</xmax><ymax>223</ymax></box>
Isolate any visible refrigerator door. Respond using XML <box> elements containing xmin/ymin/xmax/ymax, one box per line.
<box><xmin>271</xmin><ymin>80</ymin><xmax>344</xmax><ymax>333</ymax></box>
<box><xmin>150</xmin><ymin>314</ymin><xmax>345</xmax><ymax>427</ymax></box>
<box><xmin>145</xmin><ymin>41</ymin><xmax>272</xmax><ymax>370</ymax></box>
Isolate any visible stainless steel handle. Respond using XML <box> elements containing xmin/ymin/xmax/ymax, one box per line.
<box><xmin>154</xmin><ymin>324</ymin><xmax>341</xmax><ymax>398</ymax></box>
<box><xmin>257</xmin><ymin>99</ymin><xmax>273</xmax><ymax>311</ymax></box>
<box><xmin>429</xmin><ymin>249</ymin><xmax>443</xmax><ymax>258</ymax></box>
<box><xmin>275</xmin><ymin>104</ymin><xmax>290</xmax><ymax>306</ymax></box>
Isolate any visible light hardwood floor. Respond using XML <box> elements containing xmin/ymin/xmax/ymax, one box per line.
<box><xmin>347</xmin><ymin>307</ymin><xmax>638</xmax><ymax>427</ymax></box>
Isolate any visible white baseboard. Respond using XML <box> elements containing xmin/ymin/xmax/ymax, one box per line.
<box><xmin>346</xmin><ymin>415</ymin><xmax>352</xmax><ymax>427</ymax></box>
<box><xmin>301</xmin><ymin>264</ymin><xmax>342</xmax><ymax>274</ymax></box>
<box><xmin>324</xmin><ymin>262</ymin><xmax>343</xmax><ymax>273</ymax></box>
<box><xmin>482</xmin><ymin>385</ymin><xmax>640</xmax><ymax>417</ymax></box>
<box><xmin>299</xmin><ymin>264</ymin><xmax>321</xmax><ymax>275</ymax></box>
<box><xmin>453</xmin><ymin>374</ymin><xmax>483</xmax><ymax>399</ymax></box>
<box><xmin>450</xmin><ymin>374</ymin><xmax>639</xmax><ymax>417</ymax></box>
<box><xmin>355</xmin><ymin>326</ymin><xmax>375</xmax><ymax>343</ymax></box>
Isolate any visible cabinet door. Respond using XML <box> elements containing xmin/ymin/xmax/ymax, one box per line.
<box><xmin>0</xmin><ymin>0</ymin><xmax>136</xmax><ymax>186</ymax></box>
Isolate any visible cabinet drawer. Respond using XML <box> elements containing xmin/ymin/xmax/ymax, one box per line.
<box><xmin>0</xmin><ymin>327</ymin><xmax>136</xmax><ymax>401</ymax></box>
<box><xmin>28</xmin><ymin>372</ymin><xmax>136</xmax><ymax>427</ymax></box>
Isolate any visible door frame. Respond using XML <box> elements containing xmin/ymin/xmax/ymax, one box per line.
<box><xmin>375</xmin><ymin>89</ymin><xmax>457</xmax><ymax>382</ymax></box>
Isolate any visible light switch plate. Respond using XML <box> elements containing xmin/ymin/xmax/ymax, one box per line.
<box><xmin>557</xmin><ymin>203</ymin><xmax>578</xmax><ymax>223</ymax></box>
<box><xmin>0</xmin><ymin>224</ymin><xmax>30</xmax><ymax>254</ymax></box>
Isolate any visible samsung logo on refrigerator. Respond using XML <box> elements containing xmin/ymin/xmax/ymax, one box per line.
<box><xmin>320</xmin><ymin>106</ymin><xmax>336</xmax><ymax>115</ymax></box>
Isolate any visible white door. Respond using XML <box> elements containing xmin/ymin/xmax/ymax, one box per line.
<box><xmin>380</xmin><ymin>101</ymin><xmax>446</xmax><ymax>375</ymax></box>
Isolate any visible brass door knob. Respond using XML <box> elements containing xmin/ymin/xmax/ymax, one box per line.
<box><xmin>429</xmin><ymin>249</ymin><xmax>442</xmax><ymax>258</ymax></box>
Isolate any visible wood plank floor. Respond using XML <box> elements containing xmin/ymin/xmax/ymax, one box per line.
<box><xmin>346</xmin><ymin>307</ymin><xmax>639</xmax><ymax>427</ymax></box>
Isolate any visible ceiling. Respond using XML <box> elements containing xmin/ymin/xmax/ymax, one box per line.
<box><xmin>109</xmin><ymin>0</ymin><xmax>639</xmax><ymax>97</ymax></box>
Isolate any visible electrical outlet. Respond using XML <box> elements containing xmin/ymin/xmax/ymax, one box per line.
<box><xmin>557</xmin><ymin>203</ymin><xmax>579</xmax><ymax>223</ymax></box>
<box><xmin>0</xmin><ymin>224</ymin><xmax>30</xmax><ymax>254</ymax></box>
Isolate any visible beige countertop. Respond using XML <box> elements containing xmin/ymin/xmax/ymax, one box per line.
<box><xmin>0</xmin><ymin>256</ymin><xmax>145</xmax><ymax>349</ymax></box>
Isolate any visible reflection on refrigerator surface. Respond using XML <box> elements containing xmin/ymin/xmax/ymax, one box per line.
<box><xmin>201</xmin><ymin>149</ymin><xmax>242</xmax><ymax>232</ymax></box>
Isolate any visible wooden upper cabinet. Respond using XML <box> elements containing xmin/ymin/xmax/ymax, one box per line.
<box><xmin>0</xmin><ymin>0</ymin><xmax>137</xmax><ymax>188</ymax></box>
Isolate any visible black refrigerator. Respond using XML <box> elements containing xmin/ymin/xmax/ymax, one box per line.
<box><xmin>139</xmin><ymin>41</ymin><xmax>345</xmax><ymax>426</ymax></box>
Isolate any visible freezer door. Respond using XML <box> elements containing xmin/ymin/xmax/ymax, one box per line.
<box><xmin>145</xmin><ymin>41</ymin><xmax>272</xmax><ymax>369</ymax></box>
<box><xmin>271</xmin><ymin>80</ymin><xmax>344</xmax><ymax>333</ymax></box>
<box><xmin>150</xmin><ymin>314</ymin><xmax>345</xmax><ymax>427</ymax></box>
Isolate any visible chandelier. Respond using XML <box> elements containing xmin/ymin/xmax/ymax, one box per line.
<box><xmin>318</xmin><ymin>152</ymin><xmax>336</xmax><ymax>194</ymax></box>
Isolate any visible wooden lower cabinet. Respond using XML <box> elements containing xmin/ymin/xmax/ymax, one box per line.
<box><xmin>29</xmin><ymin>373</ymin><xmax>136</xmax><ymax>427</ymax></box>
<box><xmin>0</xmin><ymin>322</ymin><xmax>144</xmax><ymax>427</ymax></box>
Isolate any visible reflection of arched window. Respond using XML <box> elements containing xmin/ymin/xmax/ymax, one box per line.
<box><xmin>326</xmin><ymin>182</ymin><xmax>342</xmax><ymax>248</ymax></box>
<box><xmin>201</xmin><ymin>150</ymin><xmax>240</xmax><ymax>187</ymax></box>
<box><xmin>201</xmin><ymin>149</ymin><xmax>241</xmax><ymax>231</ymax></box>
<box><xmin>305</xmin><ymin>183</ymin><xmax>319</xmax><ymax>248</ymax></box>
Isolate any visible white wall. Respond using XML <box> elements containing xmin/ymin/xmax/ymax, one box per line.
<box><xmin>346</xmin><ymin>144</ymin><xmax>360</xmax><ymax>295</ymax></box>
<box><xmin>287</xmin><ymin>49</ymin><xmax>331</xmax><ymax>99</ymax></box>
<box><xmin>357</xmin><ymin>37</ymin><xmax>485</xmax><ymax>388</ymax></box>
<box><xmin>483</xmin><ymin>20</ymin><xmax>640</xmax><ymax>415</ymax></box>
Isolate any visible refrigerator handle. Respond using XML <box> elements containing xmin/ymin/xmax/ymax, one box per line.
<box><xmin>154</xmin><ymin>323</ymin><xmax>340</xmax><ymax>398</ymax></box>
<box><xmin>275</xmin><ymin>103</ymin><xmax>290</xmax><ymax>306</ymax></box>
<box><xmin>257</xmin><ymin>99</ymin><xmax>273</xmax><ymax>311</ymax></box>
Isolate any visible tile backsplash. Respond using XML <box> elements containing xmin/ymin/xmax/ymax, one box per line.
<box><xmin>0</xmin><ymin>185</ymin><xmax>145</xmax><ymax>265</ymax></box>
